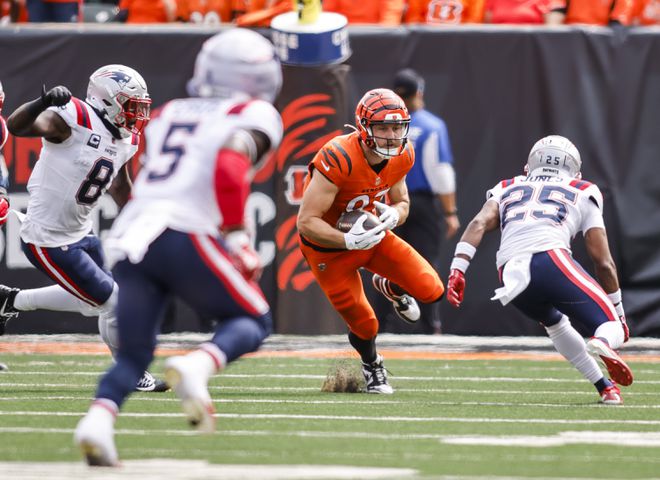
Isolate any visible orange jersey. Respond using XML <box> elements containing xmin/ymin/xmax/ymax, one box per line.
<box><xmin>305</xmin><ymin>132</ymin><xmax>414</xmax><ymax>231</ymax></box>
<box><xmin>177</xmin><ymin>0</ymin><xmax>240</xmax><ymax>22</ymax></box>
<box><xmin>405</xmin><ymin>0</ymin><xmax>486</xmax><ymax>24</ymax></box>
<box><xmin>119</xmin><ymin>0</ymin><xmax>173</xmax><ymax>22</ymax></box>
<box><xmin>635</xmin><ymin>0</ymin><xmax>660</xmax><ymax>23</ymax></box>
<box><xmin>552</xmin><ymin>0</ymin><xmax>636</xmax><ymax>25</ymax></box>
<box><xmin>485</xmin><ymin>0</ymin><xmax>551</xmax><ymax>22</ymax></box>
<box><xmin>322</xmin><ymin>0</ymin><xmax>405</xmax><ymax>24</ymax></box>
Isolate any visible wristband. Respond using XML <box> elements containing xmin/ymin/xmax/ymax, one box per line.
<box><xmin>607</xmin><ymin>289</ymin><xmax>622</xmax><ymax>305</ymax></box>
<box><xmin>450</xmin><ymin>257</ymin><xmax>470</xmax><ymax>273</ymax></box>
<box><xmin>454</xmin><ymin>241</ymin><xmax>476</xmax><ymax>260</ymax></box>
<box><xmin>444</xmin><ymin>209</ymin><xmax>458</xmax><ymax>217</ymax></box>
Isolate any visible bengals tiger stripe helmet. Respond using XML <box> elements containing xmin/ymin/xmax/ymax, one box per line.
<box><xmin>355</xmin><ymin>88</ymin><xmax>410</xmax><ymax>158</ymax></box>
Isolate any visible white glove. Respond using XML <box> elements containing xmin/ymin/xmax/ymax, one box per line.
<box><xmin>344</xmin><ymin>214</ymin><xmax>387</xmax><ymax>250</ymax></box>
<box><xmin>224</xmin><ymin>230</ymin><xmax>262</xmax><ymax>281</ymax></box>
<box><xmin>374</xmin><ymin>201</ymin><xmax>400</xmax><ymax>231</ymax></box>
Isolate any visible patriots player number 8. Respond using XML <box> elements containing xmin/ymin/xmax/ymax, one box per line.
<box><xmin>76</xmin><ymin>158</ymin><xmax>114</xmax><ymax>205</ymax></box>
<box><xmin>147</xmin><ymin>123</ymin><xmax>198</xmax><ymax>181</ymax></box>
<box><xmin>501</xmin><ymin>185</ymin><xmax>577</xmax><ymax>228</ymax></box>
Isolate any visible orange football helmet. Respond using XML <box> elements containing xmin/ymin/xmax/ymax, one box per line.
<box><xmin>355</xmin><ymin>88</ymin><xmax>410</xmax><ymax>158</ymax></box>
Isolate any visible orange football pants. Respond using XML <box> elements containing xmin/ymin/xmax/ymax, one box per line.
<box><xmin>299</xmin><ymin>232</ymin><xmax>444</xmax><ymax>340</ymax></box>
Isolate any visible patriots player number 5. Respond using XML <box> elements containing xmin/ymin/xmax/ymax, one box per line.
<box><xmin>147</xmin><ymin>122</ymin><xmax>198</xmax><ymax>181</ymax></box>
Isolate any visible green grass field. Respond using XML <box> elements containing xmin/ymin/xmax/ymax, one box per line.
<box><xmin>0</xmin><ymin>352</ymin><xmax>659</xmax><ymax>479</ymax></box>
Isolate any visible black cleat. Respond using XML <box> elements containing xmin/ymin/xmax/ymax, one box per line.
<box><xmin>135</xmin><ymin>371</ymin><xmax>170</xmax><ymax>392</ymax></box>
<box><xmin>0</xmin><ymin>285</ymin><xmax>20</xmax><ymax>335</ymax></box>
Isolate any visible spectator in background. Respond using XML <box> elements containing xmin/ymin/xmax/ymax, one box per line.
<box><xmin>234</xmin><ymin>0</ymin><xmax>291</xmax><ymax>27</ymax></box>
<box><xmin>388</xmin><ymin>69</ymin><xmax>458</xmax><ymax>334</ymax></box>
<box><xmin>545</xmin><ymin>0</ymin><xmax>636</xmax><ymax>25</ymax></box>
<box><xmin>404</xmin><ymin>0</ymin><xmax>485</xmax><ymax>24</ymax></box>
<box><xmin>634</xmin><ymin>0</ymin><xmax>660</xmax><ymax>24</ymax></box>
<box><xmin>484</xmin><ymin>0</ymin><xmax>553</xmax><ymax>23</ymax></box>
<box><xmin>1</xmin><ymin>0</ymin><xmax>28</xmax><ymax>23</ymax></box>
<box><xmin>323</xmin><ymin>0</ymin><xmax>404</xmax><ymax>25</ymax></box>
<box><xmin>115</xmin><ymin>0</ymin><xmax>177</xmax><ymax>22</ymax></box>
<box><xmin>26</xmin><ymin>0</ymin><xmax>79</xmax><ymax>21</ymax></box>
<box><xmin>177</xmin><ymin>0</ymin><xmax>243</xmax><ymax>23</ymax></box>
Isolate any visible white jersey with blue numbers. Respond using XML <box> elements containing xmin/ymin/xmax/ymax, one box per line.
<box><xmin>20</xmin><ymin>98</ymin><xmax>138</xmax><ymax>247</ymax></box>
<box><xmin>106</xmin><ymin>94</ymin><xmax>282</xmax><ymax>266</ymax></box>
<box><xmin>487</xmin><ymin>175</ymin><xmax>606</xmax><ymax>268</ymax></box>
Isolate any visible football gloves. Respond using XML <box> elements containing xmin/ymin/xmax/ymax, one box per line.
<box><xmin>344</xmin><ymin>214</ymin><xmax>387</xmax><ymax>250</ymax></box>
<box><xmin>224</xmin><ymin>230</ymin><xmax>262</xmax><ymax>282</ymax></box>
<box><xmin>41</xmin><ymin>85</ymin><xmax>72</xmax><ymax>108</ymax></box>
<box><xmin>374</xmin><ymin>201</ymin><xmax>399</xmax><ymax>231</ymax></box>
<box><xmin>447</xmin><ymin>268</ymin><xmax>466</xmax><ymax>308</ymax></box>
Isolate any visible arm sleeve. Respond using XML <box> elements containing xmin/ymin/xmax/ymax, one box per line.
<box><xmin>421</xmin><ymin>121</ymin><xmax>456</xmax><ymax>195</ymax></box>
<box><xmin>235</xmin><ymin>100</ymin><xmax>283</xmax><ymax>151</ymax></box>
<box><xmin>214</xmin><ymin>148</ymin><xmax>252</xmax><ymax>229</ymax></box>
<box><xmin>580</xmin><ymin>197</ymin><xmax>606</xmax><ymax>233</ymax></box>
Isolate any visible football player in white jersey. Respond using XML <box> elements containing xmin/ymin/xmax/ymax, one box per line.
<box><xmin>0</xmin><ymin>65</ymin><xmax>166</xmax><ymax>391</ymax></box>
<box><xmin>74</xmin><ymin>28</ymin><xmax>283</xmax><ymax>466</ymax></box>
<box><xmin>446</xmin><ymin>135</ymin><xmax>632</xmax><ymax>405</ymax></box>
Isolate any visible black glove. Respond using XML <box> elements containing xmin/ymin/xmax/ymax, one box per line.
<box><xmin>41</xmin><ymin>85</ymin><xmax>72</xmax><ymax>108</ymax></box>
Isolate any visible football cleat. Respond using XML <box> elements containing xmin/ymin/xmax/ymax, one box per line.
<box><xmin>372</xmin><ymin>274</ymin><xmax>420</xmax><ymax>324</ymax></box>
<box><xmin>134</xmin><ymin>371</ymin><xmax>170</xmax><ymax>392</ymax></box>
<box><xmin>362</xmin><ymin>354</ymin><xmax>393</xmax><ymax>394</ymax></box>
<box><xmin>74</xmin><ymin>406</ymin><xmax>119</xmax><ymax>467</ymax></box>
<box><xmin>0</xmin><ymin>285</ymin><xmax>20</xmax><ymax>336</ymax></box>
<box><xmin>165</xmin><ymin>355</ymin><xmax>216</xmax><ymax>433</ymax></box>
<box><xmin>600</xmin><ymin>383</ymin><xmax>623</xmax><ymax>405</ymax></box>
<box><xmin>587</xmin><ymin>337</ymin><xmax>634</xmax><ymax>387</ymax></box>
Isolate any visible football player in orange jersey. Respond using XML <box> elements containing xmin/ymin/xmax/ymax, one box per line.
<box><xmin>297</xmin><ymin>89</ymin><xmax>445</xmax><ymax>394</ymax></box>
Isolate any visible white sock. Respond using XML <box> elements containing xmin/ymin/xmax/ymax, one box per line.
<box><xmin>546</xmin><ymin>316</ymin><xmax>603</xmax><ymax>384</ymax></box>
<box><xmin>97</xmin><ymin>284</ymin><xmax>119</xmax><ymax>358</ymax></box>
<box><xmin>188</xmin><ymin>343</ymin><xmax>227</xmax><ymax>379</ymax></box>
<box><xmin>594</xmin><ymin>321</ymin><xmax>625</xmax><ymax>350</ymax></box>
<box><xmin>89</xmin><ymin>398</ymin><xmax>119</xmax><ymax>421</ymax></box>
<box><xmin>13</xmin><ymin>286</ymin><xmax>89</xmax><ymax>313</ymax></box>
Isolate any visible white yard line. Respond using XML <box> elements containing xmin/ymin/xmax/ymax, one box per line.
<box><xmin>3</xmin><ymin>371</ymin><xmax>660</xmax><ymax>384</ymax></box>
<box><xmin>0</xmin><ymin>395</ymin><xmax>659</xmax><ymax>409</ymax></box>
<box><xmin>0</xmin><ymin>411</ymin><xmax>656</xmax><ymax>425</ymax></box>
<box><xmin>0</xmin><ymin>460</ymin><xmax>417</xmax><ymax>480</ymax></box>
<box><xmin>2</xmin><ymin>427</ymin><xmax>660</xmax><ymax>449</ymax></box>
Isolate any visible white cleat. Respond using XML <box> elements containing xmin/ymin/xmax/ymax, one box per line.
<box><xmin>587</xmin><ymin>337</ymin><xmax>634</xmax><ymax>387</ymax></box>
<box><xmin>165</xmin><ymin>355</ymin><xmax>216</xmax><ymax>433</ymax></box>
<box><xmin>362</xmin><ymin>354</ymin><xmax>394</xmax><ymax>394</ymax></box>
<box><xmin>74</xmin><ymin>407</ymin><xmax>119</xmax><ymax>467</ymax></box>
<box><xmin>372</xmin><ymin>274</ymin><xmax>420</xmax><ymax>324</ymax></box>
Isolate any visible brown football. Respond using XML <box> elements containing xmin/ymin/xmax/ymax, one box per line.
<box><xmin>336</xmin><ymin>210</ymin><xmax>382</xmax><ymax>233</ymax></box>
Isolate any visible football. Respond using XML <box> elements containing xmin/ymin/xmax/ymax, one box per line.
<box><xmin>336</xmin><ymin>210</ymin><xmax>381</xmax><ymax>233</ymax></box>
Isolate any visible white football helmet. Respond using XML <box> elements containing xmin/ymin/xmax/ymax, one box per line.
<box><xmin>526</xmin><ymin>135</ymin><xmax>582</xmax><ymax>178</ymax></box>
<box><xmin>0</xmin><ymin>81</ymin><xmax>4</xmax><ymax>110</ymax></box>
<box><xmin>187</xmin><ymin>29</ymin><xmax>282</xmax><ymax>103</ymax></box>
<box><xmin>86</xmin><ymin>64</ymin><xmax>151</xmax><ymax>138</ymax></box>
